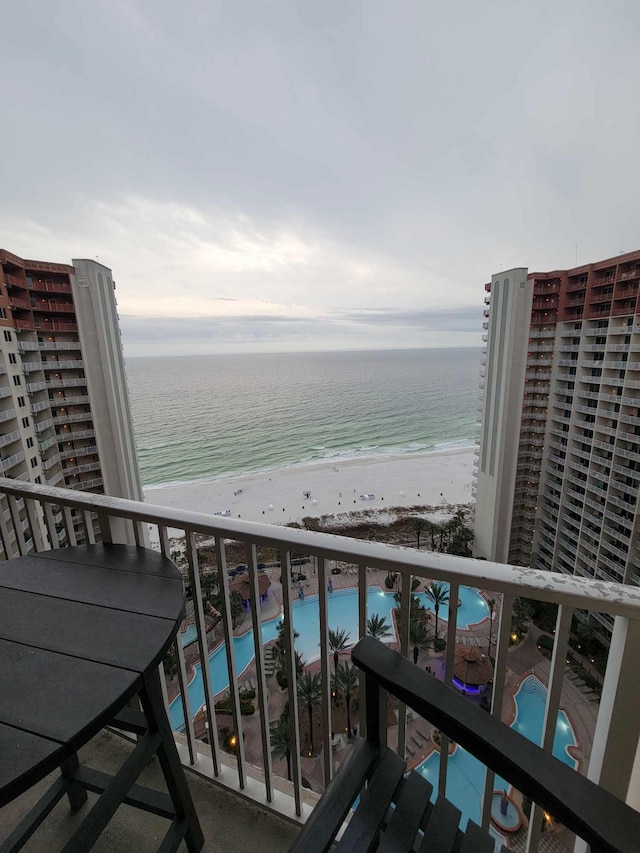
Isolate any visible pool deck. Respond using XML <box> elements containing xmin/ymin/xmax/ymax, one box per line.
<box><xmin>172</xmin><ymin>563</ymin><xmax>598</xmax><ymax>813</ymax></box>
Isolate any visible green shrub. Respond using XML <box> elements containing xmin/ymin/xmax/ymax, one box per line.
<box><xmin>433</xmin><ymin>638</ymin><xmax>446</xmax><ymax>652</ymax></box>
<box><xmin>537</xmin><ymin>634</ymin><xmax>554</xmax><ymax>652</ymax></box>
<box><xmin>239</xmin><ymin>688</ymin><xmax>256</xmax><ymax>701</ymax></box>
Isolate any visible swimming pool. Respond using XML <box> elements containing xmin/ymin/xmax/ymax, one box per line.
<box><xmin>416</xmin><ymin>675</ymin><xmax>578</xmax><ymax>830</ymax></box>
<box><xmin>169</xmin><ymin>584</ymin><xmax>488</xmax><ymax>730</ymax></box>
<box><xmin>180</xmin><ymin>624</ymin><xmax>198</xmax><ymax>646</ymax></box>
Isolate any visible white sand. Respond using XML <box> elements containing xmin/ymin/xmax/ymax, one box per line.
<box><xmin>143</xmin><ymin>447</ymin><xmax>476</xmax><ymax>527</ymax></box>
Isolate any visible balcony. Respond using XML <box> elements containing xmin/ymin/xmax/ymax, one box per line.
<box><xmin>31</xmin><ymin>300</ymin><xmax>75</xmax><ymax>314</ymax></box>
<box><xmin>52</xmin><ymin>412</ymin><xmax>93</xmax><ymax>426</ymax></box>
<box><xmin>38</xmin><ymin>340</ymin><xmax>81</xmax><ymax>351</ymax></box>
<box><xmin>29</xmin><ymin>278</ymin><xmax>73</xmax><ymax>294</ymax></box>
<box><xmin>0</xmin><ymin>450</ymin><xmax>25</xmax><ymax>473</ymax></box>
<box><xmin>46</xmin><ymin>377</ymin><xmax>86</xmax><ymax>389</ymax></box>
<box><xmin>4</xmin><ymin>478</ymin><xmax>640</xmax><ymax>853</ymax></box>
<box><xmin>33</xmin><ymin>320</ymin><xmax>79</xmax><ymax>332</ymax></box>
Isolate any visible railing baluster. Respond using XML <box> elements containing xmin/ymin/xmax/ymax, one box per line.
<box><xmin>159</xmin><ymin>525</ymin><xmax>170</xmax><ymax>557</ymax></box>
<box><xmin>63</xmin><ymin>506</ymin><xmax>77</xmax><ymax>546</ymax></box>
<box><xmin>214</xmin><ymin>534</ymin><xmax>246</xmax><ymax>787</ymax></box>
<box><xmin>9</xmin><ymin>495</ymin><xmax>27</xmax><ymax>556</ymax></box>
<box><xmin>43</xmin><ymin>502</ymin><xmax>60</xmax><ymax>550</ymax></box>
<box><xmin>357</xmin><ymin>563</ymin><xmax>368</xmax><ymax>737</ymax></box>
<box><xmin>246</xmin><ymin>543</ymin><xmax>274</xmax><ymax>801</ymax></box>
<box><xmin>279</xmin><ymin>548</ymin><xmax>303</xmax><ymax>816</ymax></box>
<box><xmin>481</xmin><ymin>593</ymin><xmax>513</xmax><ymax>830</ymax></box>
<box><xmin>97</xmin><ymin>511</ymin><xmax>113</xmax><ymax>544</ymax></box>
<box><xmin>184</xmin><ymin>531</ymin><xmax>221</xmax><ymax>777</ymax></box>
<box><xmin>83</xmin><ymin>510</ymin><xmax>96</xmax><ymax>544</ymax></box>
<box><xmin>396</xmin><ymin>568</ymin><xmax>411</xmax><ymax>760</ymax></box>
<box><xmin>0</xmin><ymin>500</ymin><xmax>14</xmax><ymax>560</ymax></box>
<box><xmin>438</xmin><ymin>581</ymin><xmax>459</xmax><ymax>798</ymax></box>
<box><xmin>25</xmin><ymin>498</ymin><xmax>44</xmax><ymax>552</ymax></box>
<box><xmin>174</xmin><ymin>637</ymin><xmax>197</xmax><ymax>765</ymax></box>
<box><xmin>317</xmin><ymin>555</ymin><xmax>332</xmax><ymax>786</ymax></box>
<box><xmin>525</xmin><ymin>603</ymin><xmax>573</xmax><ymax>852</ymax></box>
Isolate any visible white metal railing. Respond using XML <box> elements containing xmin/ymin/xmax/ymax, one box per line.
<box><xmin>1</xmin><ymin>478</ymin><xmax>640</xmax><ymax>851</ymax></box>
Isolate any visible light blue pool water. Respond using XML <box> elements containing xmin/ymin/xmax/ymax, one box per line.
<box><xmin>416</xmin><ymin>675</ymin><xmax>578</xmax><ymax>830</ymax></box>
<box><xmin>169</xmin><ymin>585</ymin><xmax>488</xmax><ymax>730</ymax></box>
<box><xmin>180</xmin><ymin>624</ymin><xmax>198</xmax><ymax>646</ymax></box>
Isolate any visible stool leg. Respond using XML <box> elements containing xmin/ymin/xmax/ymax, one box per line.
<box><xmin>60</xmin><ymin>753</ymin><xmax>88</xmax><ymax>811</ymax></box>
<box><xmin>139</xmin><ymin>669</ymin><xmax>204</xmax><ymax>852</ymax></box>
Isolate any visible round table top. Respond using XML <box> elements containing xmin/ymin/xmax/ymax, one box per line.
<box><xmin>0</xmin><ymin>543</ymin><xmax>184</xmax><ymax>807</ymax></box>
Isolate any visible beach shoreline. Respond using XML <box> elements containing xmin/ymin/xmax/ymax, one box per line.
<box><xmin>143</xmin><ymin>446</ymin><xmax>476</xmax><ymax>527</ymax></box>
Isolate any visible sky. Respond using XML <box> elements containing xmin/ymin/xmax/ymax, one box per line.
<box><xmin>2</xmin><ymin>1</ymin><xmax>640</xmax><ymax>357</ymax></box>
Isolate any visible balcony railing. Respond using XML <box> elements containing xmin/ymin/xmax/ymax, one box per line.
<box><xmin>2</xmin><ymin>478</ymin><xmax>640</xmax><ymax>852</ymax></box>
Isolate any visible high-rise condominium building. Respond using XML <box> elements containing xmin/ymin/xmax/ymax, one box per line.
<box><xmin>0</xmin><ymin>249</ymin><xmax>143</xmax><ymax>553</ymax></box>
<box><xmin>474</xmin><ymin>250</ymin><xmax>640</xmax><ymax>640</ymax></box>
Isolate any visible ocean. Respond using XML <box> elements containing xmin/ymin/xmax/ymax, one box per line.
<box><xmin>125</xmin><ymin>348</ymin><xmax>481</xmax><ymax>488</ymax></box>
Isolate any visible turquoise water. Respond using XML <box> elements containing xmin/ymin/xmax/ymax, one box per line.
<box><xmin>416</xmin><ymin>675</ymin><xmax>577</xmax><ymax>830</ymax></box>
<box><xmin>126</xmin><ymin>348</ymin><xmax>481</xmax><ymax>487</ymax></box>
<box><xmin>169</xmin><ymin>585</ymin><xmax>488</xmax><ymax>730</ymax></box>
<box><xmin>180</xmin><ymin>624</ymin><xmax>198</xmax><ymax>646</ymax></box>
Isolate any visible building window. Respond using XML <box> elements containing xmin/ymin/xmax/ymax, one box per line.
<box><xmin>26</xmin><ymin>437</ymin><xmax>33</xmax><ymax>448</ymax></box>
<box><xmin>17</xmin><ymin>396</ymin><xmax>25</xmax><ymax>408</ymax></box>
<box><xmin>3</xmin><ymin>330</ymin><xmax>11</xmax><ymax>342</ymax></box>
<box><xmin>0</xmin><ymin>308</ymin><xmax>5</xmax><ymax>319</ymax></box>
<box><xmin>34</xmin><ymin>476</ymin><xmax>41</xmax><ymax>484</ymax></box>
<box><xmin>21</xmin><ymin>417</ymin><xmax>29</xmax><ymax>428</ymax></box>
<box><xmin>30</xmin><ymin>457</ymin><xmax>38</xmax><ymax>468</ymax></box>
<box><xmin>13</xmin><ymin>375</ymin><xmax>21</xmax><ymax>386</ymax></box>
<box><xmin>8</xmin><ymin>354</ymin><xmax>16</xmax><ymax>364</ymax></box>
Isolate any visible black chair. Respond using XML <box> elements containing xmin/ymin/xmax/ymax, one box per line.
<box><xmin>290</xmin><ymin>636</ymin><xmax>640</xmax><ymax>853</ymax></box>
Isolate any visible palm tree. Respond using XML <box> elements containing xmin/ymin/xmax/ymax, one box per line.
<box><xmin>367</xmin><ymin>613</ymin><xmax>392</xmax><ymax>639</ymax></box>
<box><xmin>487</xmin><ymin>598</ymin><xmax>496</xmax><ymax>656</ymax></box>
<box><xmin>425</xmin><ymin>582</ymin><xmax>449</xmax><ymax>643</ymax></box>
<box><xmin>413</xmin><ymin>517</ymin><xmax>427</xmax><ymax>550</ymax></box>
<box><xmin>333</xmin><ymin>662</ymin><xmax>359</xmax><ymax>738</ymax></box>
<box><xmin>297</xmin><ymin>672</ymin><xmax>322</xmax><ymax>755</ymax></box>
<box><xmin>270</xmin><ymin>708</ymin><xmax>292</xmax><ymax>781</ymax></box>
<box><xmin>328</xmin><ymin>627</ymin><xmax>351</xmax><ymax>675</ymax></box>
<box><xmin>409</xmin><ymin>619</ymin><xmax>430</xmax><ymax>665</ymax></box>
<box><xmin>272</xmin><ymin>620</ymin><xmax>300</xmax><ymax>670</ymax></box>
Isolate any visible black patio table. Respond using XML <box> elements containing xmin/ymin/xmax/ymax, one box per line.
<box><xmin>0</xmin><ymin>543</ymin><xmax>204</xmax><ymax>853</ymax></box>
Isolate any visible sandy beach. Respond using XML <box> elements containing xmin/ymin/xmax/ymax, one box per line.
<box><xmin>143</xmin><ymin>446</ymin><xmax>475</xmax><ymax>526</ymax></box>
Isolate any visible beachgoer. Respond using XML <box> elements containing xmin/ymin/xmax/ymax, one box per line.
<box><xmin>328</xmin><ymin>578</ymin><xmax>333</xmax><ymax>593</ymax></box>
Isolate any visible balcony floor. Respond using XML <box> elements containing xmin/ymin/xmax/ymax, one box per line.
<box><xmin>0</xmin><ymin>729</ymin><xmax>299</xmax><ymax>852</ymax></box>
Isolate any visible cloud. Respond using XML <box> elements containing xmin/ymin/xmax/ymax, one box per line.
<box><xmin>2</xmin><ymin>1</ymin><xmax>640</xmax><ymax>355</ymax></box>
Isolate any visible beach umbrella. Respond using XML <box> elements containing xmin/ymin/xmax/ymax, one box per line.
<box><xmin>452</xmin><ymin>645</ymin><xmax>494</xmax><ymax>691</ymax></box>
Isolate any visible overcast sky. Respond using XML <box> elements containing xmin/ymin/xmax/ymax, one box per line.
<box><xmin>2</xmin><ymin>1</ymin><xmax>640</xmax><ymax>356</ymax></box>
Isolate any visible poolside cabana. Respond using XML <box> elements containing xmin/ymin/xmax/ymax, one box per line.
<box><xmin>228</xmin><ymin>571</ymin><xmax>271</xmax><ymax>606</ymax></box>
<box><xmin>452</xmin><ymin>644</ymin><xmax>494</xmax><ymax>695</ymax></box>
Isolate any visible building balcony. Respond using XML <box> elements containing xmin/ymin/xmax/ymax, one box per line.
<box><xmin>46</xmin><ymin>377</ymin><xmax>86</xmax><ymax>389</ymax></box>
<box><xmin>38</xmin><ymin>340</ymin><xmax>81</xmax><ymax>351</ymax></box>
<box><xmin>45</xmin><ymin>359</ymin><xmax>84</xmax><ymax>370</ymax></box>
<box><xmin>25</xmin><ymin>380</ymin><xmax>47</xmax><ymax>394</ymax></box>
<box><xmin>51</xmin><ymin>412</ymin><xmax>93</xmax><ymax>426</ymax></box>
<box><xmin>0</xmin><ymin>430</ymin><xmax>21</xmax><ymax>450</ymax></box>
<box><xmin>33</xmin><ymin>320</ymin><xmax>79</xmax><ymax>332</ymax></box>
<box><xmin>0</xmin><ymin>451</ymin><xmax>25</xmax><ymax>473</ymax></box>
<box><xmin>4</xmin><ymin>479</ymin><xmax>640</xmax><ymax>853</ymax></box>
<box><xmin>0</xmin><ymin>408</ymin><xmax>16</xmax><ymax>424</ymax></box>
<box><xmin>8</xmin><ymin>296</ymin><xmax>31</xmax><ymax>311</ymax></box>
<box><xmin>31</xmin><ymin>300</ymin><xmax>75</xmax><ymax>314</ymax></box>
<box><xmin>60</xmin><ymin>428</ymin><xmax>96</xmax><ymax>441</ymax></box>
<box><xmin>33</xmin><ymin>417</ymin><xmax>54</xmax><ymax>434</ymax></box>
<box><xmin>59</xmin><ymin>444</ymin><xmax>98</xmax><ymax>460</ymax></box>
<box><xmin>29</xmin><ymin>278</ymin><xmax>73</xmax><ymax>295</ymax></box>
<box><xmin>21</xmin><ymin>361</ymin><xmax>43</xmax><ymax>373</ymax></box>
<box><xmin>30</xmin><ymin>400</ymin><xmax>51</xmax><ymax>414</ymax></box>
